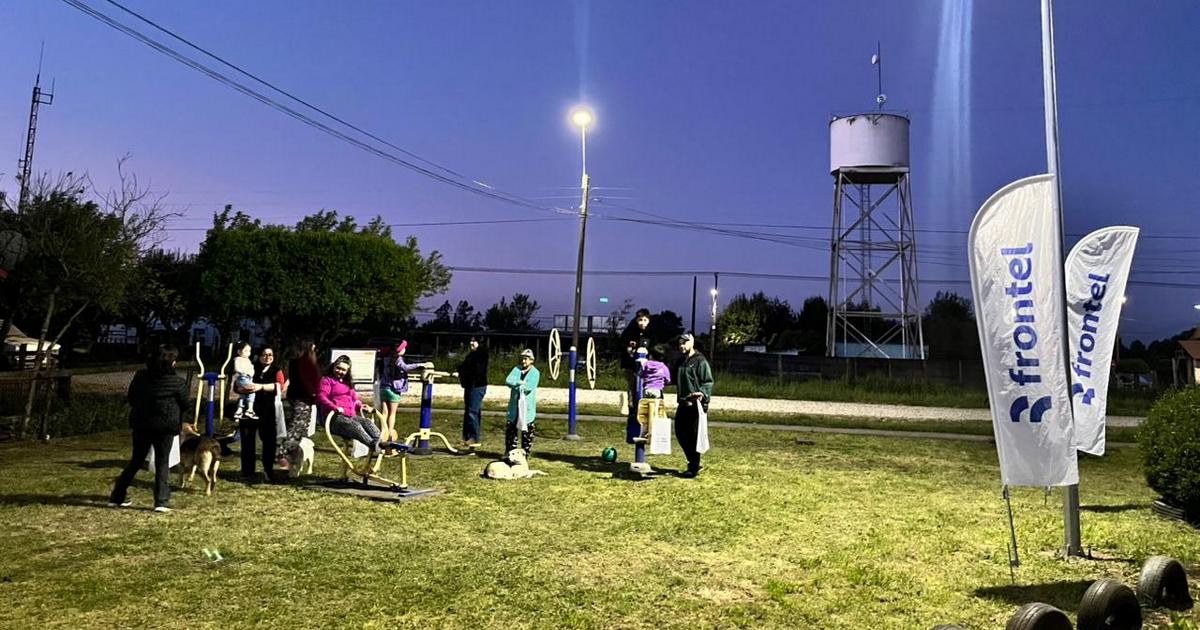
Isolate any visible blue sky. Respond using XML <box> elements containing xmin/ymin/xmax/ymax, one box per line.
<box><xmin>1</xmin><ymin>0</ymin><xmax>1197</xmax><ymax>341</ymax></box>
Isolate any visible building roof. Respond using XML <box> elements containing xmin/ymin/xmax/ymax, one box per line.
<box><xmin>1179</xmin><ymin>339</ymin><xmax>1200</xmax><ymax>361</ymax></box>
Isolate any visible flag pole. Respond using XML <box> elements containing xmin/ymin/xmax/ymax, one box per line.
<box><xmin>1040</xmin><ymin>0</ymin><xmax>1084</xmax><ymax>558</ymax></box>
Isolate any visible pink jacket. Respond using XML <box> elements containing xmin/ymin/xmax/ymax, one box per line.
<box><xmin>317</xmin><ymin>376</ymin><xmax>361</xmax><ymax>419</ymax></box>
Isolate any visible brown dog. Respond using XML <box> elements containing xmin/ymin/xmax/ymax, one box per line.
<box><xmin>179</xmin><ymin>423</ymin><xmax>221</xmax><ymax>495</ymax></box>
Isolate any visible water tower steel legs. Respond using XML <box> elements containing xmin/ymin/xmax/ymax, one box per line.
<box><xmin>826</xmin><ymin>169</ymin><xmax>925</xmax><ymax>360</ymax></box>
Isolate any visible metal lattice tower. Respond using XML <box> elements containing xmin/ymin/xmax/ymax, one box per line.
<box><xmin>17</xmin><ymin>73</ymin><xmax>54</xmax><ymax>211</ymax></box>
<box><xmin>826</xmin><ymin>113</ymin><xmax>924</xmax><ymax>359</ymax></box>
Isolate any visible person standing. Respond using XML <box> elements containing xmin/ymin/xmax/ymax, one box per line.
<box><xmin>504</xmin><ymin>349</ymin><xmax>539</xmax><ymax>457</ymax></box>
<box><xmin>619</xmin><ymin>308</ymin><xmax>653</xmax><ymax>442</ymax></box>
<box><xmin>239</xmin><ymin>346</ymin><xmax>286</xmax><ymax>482</ymax></box>
<box><xmin>456</xmin><ymin>337</ymin><xmax>489</xmax><ymax>447</ymax></box>
<box><xmin>109</xmin><ymin>344</ymin><xmax>189</xmax><ymax>512</ymax></box>
<box><xmin>279</xmin><ymin>339</ymin><xmax>319</xmax><ymax>466</ymax></box>
<box><xmin>673</xmin><ymin>333</ymin><xmax>713</xmax><ymax>478</ymax></box>
<box><xmin>377</xmin><ymin>340</ymin><xmax>431</xmax><ymax>449</ymax></box>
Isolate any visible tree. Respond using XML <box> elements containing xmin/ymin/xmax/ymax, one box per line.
<box><xmin>119</xmin><ymin>249</ymin><xmax>201</xmax><ymax>351</ymax></box>
<box><xmin>647</xmin><ymin>310</ymin><xmax>685</xmax><ymax>343</ymax></box>
<box><xmin>921</xmin><ymin>291</ymin><xmax>980</xmax><ymax>360</ymax></box>
<box><xmin>422</xmin><ymin>300</ymin><xmax>453</xmax><ymax>331</ymax></box>
<box><xmin>484</xmin><ymin>294</ymin><xmax>541</xmax><ymax>331</ymax></box>
<box><xmin>715</xmin><ymin>292</ymin><xmax>797</xmax><ymax>346</ymax></box>
<box><xmin>451</xmin><ymin>300</ymin><xmax>483</xmax><ymax>332</ymax></box>
<box><xmin>295</xmin><ymin>209</ymin><xmax>392</xmax><ymax>238</ymax></box>
<box><xmin>196</xmin><ymin>213</ymin><xmax>449</xmax><ymax>343</ymax></box>
<box><xmin>790</xmin><ymin>295</ymin><xmax>828</xmax><ymax>355</ymax></box>
<box><xmin>2</xmin><ymin>164</ymin><xmax>170</xmax><ymax>435</ymax></box>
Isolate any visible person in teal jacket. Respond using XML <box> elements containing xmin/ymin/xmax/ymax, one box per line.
<box><xmin>505</xmin><ymin>348</ymin><xmax>540</xmax><ymax>457</ymax></box>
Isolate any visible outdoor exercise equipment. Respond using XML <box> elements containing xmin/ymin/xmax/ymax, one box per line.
<box><xmin>323</xmin><ymin>408</ymin><xmax>410</xmax><ymax>489</ymax></box>
<box><xmin>193</xmin><ymin>342</ymin><xmax>233</xmax><ymax>437</ymax></box>
<box><xmin>547</xmin><ymin>328</ymin><xmax>596</xmax><ymax>439</ymax></box>
<box><xmin>406</xmin><ymin>367</ymin><xmax>460</xmax><ymax>456</ymax></box>
<box><xmin>627</xmin><ymin>346</ymin><xmax>660</xmax><ymax>476</ymax></box>
<box><xmin>1137</xmin><ymin>555</ymin><xmax>1193</xmax><ymax>611</ymax></box>
<box><xmin>1076</xmin><ymin>579</ymin><xmax>1141</xmax><ymax>630</ymax></box>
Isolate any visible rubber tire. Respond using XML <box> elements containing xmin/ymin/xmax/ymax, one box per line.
<box><xmin>1005</xmin><ymin>602</ymin><xmax>1074</xmax><ymax>630</ymax></box>
<box><xmin>1138</xmin><ymin>555</ymin><xmax>1194</xmax><ymax>611</ymax></box>
<box><xmin>1076</xmin><ymin>578</ymin><xmax>1142</xmax><ymax>630</ymax></box>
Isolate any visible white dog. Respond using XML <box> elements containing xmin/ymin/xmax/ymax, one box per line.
<box><xmin>286</xmin><ymin>437</ymin><xmax>315</xmax><ymax>477</ymax></box>
<box><xmin>483</xmin><ymin>449</ymin><xmax>547</xmax><ymax>480</ymax></box>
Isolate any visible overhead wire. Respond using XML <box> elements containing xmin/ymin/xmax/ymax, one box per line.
<box><xmin>59</xmin><ymin>0</ymin><xmax>570</xmax><ymax>217</ymax></box>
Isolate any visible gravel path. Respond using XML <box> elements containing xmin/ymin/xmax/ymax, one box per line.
<box><xmin>72</xmin><ymin>371</ymin><xmax>1144</xmax><ymax>426</ymax></box>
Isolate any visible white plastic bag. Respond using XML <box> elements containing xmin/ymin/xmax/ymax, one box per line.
<box><xmin>516</xmin><ymin>389</ymin><xmax>528</xmax><ymax>432</ymax></box>
<box><xmin>146</xmin><ymin>435</ymin><xmax>181</xmax><ymax>469</ymax></box>
<box><xmin>650</xmin><ymin>414</ymin><xmax>672</xmax><ymax>455</ymax></box>
<box><xmin>274</xmin><ymin>396</ymin><xmax>287</xmax><ymax>440</ymax></box>
<box><xmin>696</xmin><ymin>403</ymin><xmax>710</xmax><ymax>454</ymax></box>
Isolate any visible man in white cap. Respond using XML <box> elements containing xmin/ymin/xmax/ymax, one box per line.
<box><xmin>504</xmin><ymin>349</ymin><xmax>540</xmax><ymax>457</ymax></box>
<box><xmin>674</xmin><ymin>333</ymin><xmax>713</xmax><ymax>477</ymax></box>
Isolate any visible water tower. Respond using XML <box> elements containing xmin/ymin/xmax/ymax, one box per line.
<box><xmin>826</xmin><ymin>112</ymin><xmax>925</xmax><ymax>359</ymax></box>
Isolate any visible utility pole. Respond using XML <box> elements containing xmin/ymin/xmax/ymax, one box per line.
<box><xmin>18</xmin><ymin>53</ymin><xmax>55</xmax><ymax>211</ymax></box>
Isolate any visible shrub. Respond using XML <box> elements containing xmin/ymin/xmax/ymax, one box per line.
<box><xmin>1140</xmin><ymin>387</ymin><xmax>1200</xmax><ymax>515</ymax></box>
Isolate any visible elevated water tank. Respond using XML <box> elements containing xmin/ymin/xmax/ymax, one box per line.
<box><xmin>829</xmin><ymin>112</ymin><xmax>910</xmax><ymax>174</ymax></box>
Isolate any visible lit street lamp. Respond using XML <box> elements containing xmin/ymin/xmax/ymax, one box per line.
<box><xmin>566</xmin><ymin>106</ymin><xmax>594</xmax><ymax>440</ymax></box>
<box><xmin>709</xmin><ymin>280</ymin><xmax>719</xmax><ymax>360</ymax></box>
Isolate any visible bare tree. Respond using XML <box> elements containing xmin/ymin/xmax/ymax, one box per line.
<box><xmin>7</xmin><ymin>159</ymin><xmax>174</xmax><ymax>437</ymax></box>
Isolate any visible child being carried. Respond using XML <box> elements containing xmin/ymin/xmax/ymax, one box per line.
<box><xmin>232</xmin><ymin>341</ymin><xmax>257</xmax><ymax>420</ymax></box>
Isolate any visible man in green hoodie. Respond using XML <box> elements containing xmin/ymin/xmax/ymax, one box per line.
<box><xmin>674</xmin><ymin>333</ymin><xmax>713</xmax><ymax>478</ymax></box>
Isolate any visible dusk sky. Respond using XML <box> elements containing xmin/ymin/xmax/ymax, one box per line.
<box><xmin>1</xmin><ymin>1</ymin><xmax>1198</xmax><ymax>341</ymax></box>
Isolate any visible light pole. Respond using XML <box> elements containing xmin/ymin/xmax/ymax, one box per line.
<box><xmin>566</xmin><ymin>106</ymin><xmax>594</xmax><ymax>440</ymax></box>
<box><xmin>709</xmin><ymin>284</ymin><xmax>719</xmax><ymax>361</ymax></box>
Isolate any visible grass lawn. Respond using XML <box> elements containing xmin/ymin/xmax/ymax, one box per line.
<box><xmin>0</xmin><ymin>415</ymin><xmax>1195</xmax><ymax>629</ymax></box>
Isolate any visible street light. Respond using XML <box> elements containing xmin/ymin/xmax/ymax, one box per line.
<box><xmin>566</xmin><ymin>105</ymin><xmax>594</xmax><ymax>440</ymax></box>
<box><xmin>710</xmin><ymin>286</ymin><xmax>719</xmax><ymax>359</ymax></box>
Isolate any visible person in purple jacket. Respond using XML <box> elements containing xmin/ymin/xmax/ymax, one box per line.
<box><xmin>377</xmin><ymin>340</ymin><xmax>432</xmax><ymax>449</ymax></box>
<box><xmin>639</xmin><ymin>344</ymin><xmax>672</xmax><ymax>399</ymax></box>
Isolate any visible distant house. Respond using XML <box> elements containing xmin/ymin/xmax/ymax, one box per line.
<box><xmin>1178</xmin><ymin>330</ymin><xmax>1200</xmax><ymax>387</ymax></box>
<box><xmin>4</xmin><ymin>324</ymin><xmax>61</xmax><ymax>369</ymax></box>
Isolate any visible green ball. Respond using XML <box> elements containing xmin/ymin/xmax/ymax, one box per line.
<box><xmin>601</xmin><ymin>446</ymin><xmax>618</xmax><ymax>463</ymax></box>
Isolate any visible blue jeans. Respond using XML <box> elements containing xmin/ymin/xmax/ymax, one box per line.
<box><xmin>462</xmin><ymin>386</ymin><xmax>486</xmax><ymax>442</ymax></box>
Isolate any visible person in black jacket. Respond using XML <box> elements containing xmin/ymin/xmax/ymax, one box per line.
<box><xmin>238</xmin><ymin>346</ymin><xmax>285</xmax><ymax>483</ymax></box>
<box><xmin>619</xmin><ymin>309</ymin><xmax>653</xmax><ymax>442</ymax></box>
<box><xmin>109</xmin><ymin>344</ymin><xmax>190</xmax><ymax>512</ymax></box>
<box><xmin>455</xmin><ymin>337</ymin><xmax>489</xmax><ymax>447</ymax></box>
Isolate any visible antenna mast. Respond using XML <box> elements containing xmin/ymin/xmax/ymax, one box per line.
<box><xmin>18</xmin><ymin>47</ymin><xmax>55</xmax><ymax>211</ymax></box>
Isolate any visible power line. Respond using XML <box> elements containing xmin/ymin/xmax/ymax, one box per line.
<box><xmin>59</xmin><ymin>0</ymin><xmax>569</xmax><ymax>218</ymax></box>
<box><xmin>446</xmin><ymin>265</ymin><xmax>1200</xmax><ymax>290</ymax></box>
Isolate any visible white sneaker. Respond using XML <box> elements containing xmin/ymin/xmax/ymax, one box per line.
<box><xmin>108</xmin><ymin>500</ymin><xmax>132</xmax><ymax>508</ymax></box>
<box><xmin>153</xmin><ymin>506</ymin><xmax>173</xmax><ymax>513</ymax></box>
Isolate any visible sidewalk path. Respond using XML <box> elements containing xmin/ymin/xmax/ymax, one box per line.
<box><xmin>73</xmin><ymin>372</ymin><xmax>1143</xmax><ymax>427</ymax></box>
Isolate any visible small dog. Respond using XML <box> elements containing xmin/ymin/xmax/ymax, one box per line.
<box><xmin>179</xmin><ymin>423</ymin><xmax>222</xmax><ymax>495</ymax></box>
<box><xmin>285</xmin><ymin>437</ymin><xmax>315</xmax><ymax>477</ymax></box>
<box><xmin>483</xmin><ymin>449</ymin><xmax>547</xmax><ymax>480</ymax></box>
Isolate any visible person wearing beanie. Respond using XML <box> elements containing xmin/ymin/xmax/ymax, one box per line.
<box><xmin>504</xmin><ymin>349</ymin><xmax>540</xmax><ymax>457</ymax></box>
<box><xmin>378</xmin><ymin>340</ymin><xmax>432</xmax><ymax>452</ymax></box>
<box><xmin>674</xmin><ymin>333</ymin><xmax>713</xmax><ymax>478</ymax></box>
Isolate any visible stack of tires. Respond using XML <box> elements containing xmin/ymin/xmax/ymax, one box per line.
<box><xmin>932</xmin><ymin>556</ymin><xmax>1192</xmax><ymax>629</ymax></box>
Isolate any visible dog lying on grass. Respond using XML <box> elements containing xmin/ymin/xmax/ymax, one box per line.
<box><xmin>179</xmin><ymin>423</ymin><xmax>221</xmax><ymax>495</ymax></box>
<box><xmin>483</xmin><ymin>449</ymin><xmax>547</xmax><ymax>480</ymax></box>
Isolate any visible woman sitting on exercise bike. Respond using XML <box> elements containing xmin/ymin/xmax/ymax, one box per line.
<box><xmin>317</xmin><ymin>355</ymin><xmax>387</xmax><ymax>455</ymax></box>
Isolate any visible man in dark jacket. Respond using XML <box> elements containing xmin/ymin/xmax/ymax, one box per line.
<box><xmin>619</xmin><ymin>309</ymin><xmax>653</xmax><ymax>442</ymax></box>
<box><xmin>456</xmin><ymin>337</ymin><xmax>489</xmax><ymax>447</ymax></box>
<box><xmin>109</xmin><ymin>344</ymin><xmax>190</xmax><ymax>512</ymax></box>
<box><xmin>674</xmin><ymin>333</ymin><xmax>713</xmax><ymax>478</ymax></box>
